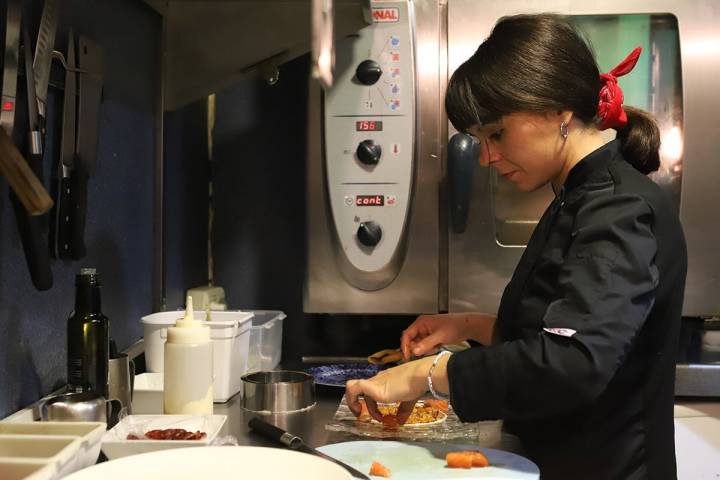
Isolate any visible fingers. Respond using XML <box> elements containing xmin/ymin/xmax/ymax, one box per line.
<box><xmin>364</xmin><ymin>396</ymin><xmax>385</xmax><ymax>423</ymax></box>
<box><xmin>395</xmin><ymin>400</ymin><xmax>417</xmax><ymax>426</ymax></box>
<box><xmin>345</xmin><ymin>379</ymin><xmax>365</xmax><ymax>417</ymax></box>
<box><xmin>409</xmin><ymin>330</ymin><xmax>444</xmax><ymax>358</ymax></box>
<box><xmin>401</xmin><ymin>315</ymin><xmax>434</xmax><ymax>360</ymax></box>
<box><xmin>400</xmin><ymin>323</ymin><xmax>420</xmax><ymax>360</ymax></box>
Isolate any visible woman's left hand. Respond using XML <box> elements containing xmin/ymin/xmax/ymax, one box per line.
<box><xmin>345</xmin><ymin>356</ymin><xmax>435</xmax><ymax>425</ymax></box>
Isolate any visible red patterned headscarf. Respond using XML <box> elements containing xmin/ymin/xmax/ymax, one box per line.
<box><xmin>596</xmin><ymin>47</ymin><xmax>642</xmax><ymax>131</ymax></box>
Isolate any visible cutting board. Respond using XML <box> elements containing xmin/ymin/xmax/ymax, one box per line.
<box><xmin>317</xmin><ymin>441</ymin><xmax>539</xmax><ymax>479</ymax></box>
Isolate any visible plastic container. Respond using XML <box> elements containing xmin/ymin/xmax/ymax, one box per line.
<box><xmin>132</xmin><ymin>373</ymin><xmax>164</xmax><ymax>414</ymax></box>
<box><xmin>246</xmin><ymin>311</ymin><xmax>286</xmax><ymax>372</ymax></box>
<box><xmin>141</xmin><ymin>309</ymin><xmax>253</xmax><ymax>403</ymax></box>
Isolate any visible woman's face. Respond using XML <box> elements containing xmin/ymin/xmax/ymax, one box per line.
<box><xmin>467</xmin><ymin>112</ymin><xmax>567</xmax><ymax>192</ymax></box>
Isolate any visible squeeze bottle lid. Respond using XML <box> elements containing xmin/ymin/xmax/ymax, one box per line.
<box><xmin>175</xmin><ymin>295</ymin><xmax>198</xmax><ymax>328</ymax></box>
<box><xmin>167</xmin><ymin>295</ymin><xmax>210</xmax><ymax>343</ymax></box>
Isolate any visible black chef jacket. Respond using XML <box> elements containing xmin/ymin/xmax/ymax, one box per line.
<box><xmin>447</xmin><ymin>140</ymin><xmax>687</xmax><ymax>480</ymax></box>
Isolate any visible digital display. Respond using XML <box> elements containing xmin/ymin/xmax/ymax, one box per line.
<box><xmin>355</xmin><ymin>120</ymin><xmax>383</xmax><ymax>132</ymax></box>
<box><xmin>356</xmin><ymin>195</ymin><xmax>384</xmax><ymax>207</ymax></box>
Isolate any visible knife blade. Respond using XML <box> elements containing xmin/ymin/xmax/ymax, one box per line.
<box><xmin>32</xmin><ymin>0</ymin><xmax>60</xmax><ymax>126</ymax></box>
<box><xmin>248</xmin><ymin>417</ymin><xmax>370</xmax><ymax>480</ymax></box>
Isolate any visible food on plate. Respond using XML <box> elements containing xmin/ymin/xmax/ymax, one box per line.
<box><xmin>446</xmin><ymin>450</ymin><xmax>490</xmax><ymax>469</ymax></box>
<box><xmin>422</xmin><ymin>398</ymin><xmax>449</xmax><ymax>413</ymax></box>
<box><xmin>357</xmin><ymin>399</ymin><xmax>446</xmax><ymax>426</ymax></box>
<box><xmin>369</xmin><ymin>460</ymin><xmax>392</xmax><ymax>477</ymax></box>
<box><xmin>126</xmin><ymin>428</ymin><xmax>207</xmax><ymax>440</ymax></box>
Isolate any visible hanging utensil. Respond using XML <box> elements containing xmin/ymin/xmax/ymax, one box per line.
<box><xmin>51</xmin><ymin>29</ymin><xmax>77</xmax><ymax>259</ymax></box>
<box><xmin>7</xmin><ymin>11</ymin><xmax>53</xmax><ymax>290</ymax></box>
<box><xmin>0</xmin><ymin>0</ymin><xmax>52</xmax><ymax>216</ymax></box>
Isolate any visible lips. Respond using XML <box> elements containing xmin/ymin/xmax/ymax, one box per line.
<box><xmin>501</xmin><ymin>170</ymin><xmax>518</xmax><ymax>181</ymax></box>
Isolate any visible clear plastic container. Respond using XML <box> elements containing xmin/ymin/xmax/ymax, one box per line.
<box><xmin>246</xmin><ymin>311</ymin><xmax>286</xmax><ymax>372</ymax></box>
<box><xmin>141</xmin><ymin>310</ymin><xmax>253</xmax><ymax>402</ymax></box>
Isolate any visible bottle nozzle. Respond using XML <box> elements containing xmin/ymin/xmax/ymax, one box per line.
<box><xmin>175</xmin><ymin>295</ymin><xmax>198</xmax><ymax>328</ymax></box>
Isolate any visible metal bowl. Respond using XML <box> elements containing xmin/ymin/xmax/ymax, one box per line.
<box><xmin>40</xmin><ymin>391</ymin><xmax>108</xmax><ymax>422</ymax></box>
<box><xmin>241</xmin><ymin>371</ymin><xmax>315</xmax><ymax>413</ymax></box>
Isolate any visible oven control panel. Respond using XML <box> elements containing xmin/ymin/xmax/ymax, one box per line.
<box><xmin>324</xmin><ymin>0</ymin><xmax>414</xmax><ymax>289</ymax></box>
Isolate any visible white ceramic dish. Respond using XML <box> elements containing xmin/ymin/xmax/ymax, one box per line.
<box><xmin>0</xmin><ymin>434</ymin><xmax>82</xmax><ymax>479</ymax></box>
<box><xmin>64</xmin><ymin>446</ymin><xmax>352</xmax><ymax>480</ymax></box>
<box><xmin>317</xmin><ymin>441</ymin><xmax>540</xmax><ymax>479</ymax></box>
<box><xmin>132</xmin><ymin>373</ymin><xmax>164</xmax><ymax>414</ymax></box>
<box><xmin>0</xmin><ymin>421</ymin><xmax>106</xmax><ymax>470</ymax></box>
<box><xmin>101</xmin><ymin>414</ymin><xmax>227</xmax><ymax>459</ymax></box>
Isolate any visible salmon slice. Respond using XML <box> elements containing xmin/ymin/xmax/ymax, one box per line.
<box><xmin>446</xmin><ymin>450</ymin><xmax>490</xmax><ymax>468</ymax></box>
<box><xmin>446</xmin><ymin>451</ymin><xmax>473</xmax><ymax>469</ymax></box>
<box><xmin>369</xmin><ymin>460</ymin><xmax>392</xmax><ymax>477</ymax></box>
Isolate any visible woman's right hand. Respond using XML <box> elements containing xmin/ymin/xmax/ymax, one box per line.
<box><xmin>400</xmin><ymin>313</ymin><xmax>496</xmax><ymax>361</ymax></box>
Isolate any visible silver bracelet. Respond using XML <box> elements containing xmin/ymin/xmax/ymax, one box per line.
<box><xmin>427</xmin><ymin>350</ymin><xmax>451</xmax><ymax>400</ymax></box>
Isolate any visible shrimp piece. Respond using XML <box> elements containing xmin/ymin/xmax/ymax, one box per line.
<box><xmin>369</xmin><ymin>461</ymin><xmax>392</xmax><ymax>477</ymax></box>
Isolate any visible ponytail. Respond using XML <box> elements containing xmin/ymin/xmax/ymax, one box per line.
<box><xmin>615</xmin><ymin>106</ymin><xmax>661</xmax><ymax>175</ymax></box>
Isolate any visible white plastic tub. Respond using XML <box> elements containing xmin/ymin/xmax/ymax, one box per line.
<box><xmin>141</xmin><ymin>310</ymin><xmax>253</xmax><ymax>403</ymax></box>
<box><xmin>246</xmin><ymin>311</ymin><xmax>286</xmax><ymax>372</ymax></box>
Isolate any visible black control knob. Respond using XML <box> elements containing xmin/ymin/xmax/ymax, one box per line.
<box><xmin>355</xmin><ymin>60</ymin><xmax>382</xmax><ymax>85</ymax></box>
<box><xmin>357</xmin><ymin>221</ymin><xmax>382</xmax><ymax>247</ymax></box>
<box><xmin>356</xmin><ymin>140</ymin><xmax>382</xmax><ymax>166</ymax></box>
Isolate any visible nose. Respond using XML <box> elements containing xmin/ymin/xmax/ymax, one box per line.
<box><xmin>478</xmin><ymin>140</ymin><xmax>501</xmax><ymax>167</ymax></box>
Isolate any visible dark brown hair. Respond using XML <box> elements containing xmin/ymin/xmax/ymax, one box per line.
<box><xmin>445</xmin><ymin>14</ymin><xmax>660</xmax><ymax>174</ymax></box>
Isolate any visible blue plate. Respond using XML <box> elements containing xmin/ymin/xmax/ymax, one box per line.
<box><xmin>306</xmin><ymin>364</ymin><xmax>387</xmax><ymax>387</ymax></box>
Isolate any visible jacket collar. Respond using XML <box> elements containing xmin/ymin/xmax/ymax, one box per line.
<box><xmin>562</xmin><ymin>139</ymin><xmax>621</xmax><ymax>193</ymax></box>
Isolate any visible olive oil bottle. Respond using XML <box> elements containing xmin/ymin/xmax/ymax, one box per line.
<box><xmin>67</xmin><ymin>268</ymin><xmax>109</xmax><ymax>396</ymax></box>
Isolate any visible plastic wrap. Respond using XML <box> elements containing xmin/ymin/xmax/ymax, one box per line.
<box><xmin>325</xmin><ymin>396</ymin><xmax>484</xmax><ymax>441</ymax></box>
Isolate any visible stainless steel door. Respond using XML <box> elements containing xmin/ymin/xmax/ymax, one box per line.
<box><xmin>447</xmin><ymin>0</ymin><xmax>720</xmax><ymax>316</ymax></box>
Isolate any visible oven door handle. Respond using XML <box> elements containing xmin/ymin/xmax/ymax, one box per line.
<box><xmin>448</xmin><ymin>132</ymin><xmax>479</xmax><ymax>233</ymax></box>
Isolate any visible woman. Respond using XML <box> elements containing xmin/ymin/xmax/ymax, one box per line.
<box><xmin>345</xmin><ymin>14</ymin><xmax>687</xmax><ymax>480</ymax></box>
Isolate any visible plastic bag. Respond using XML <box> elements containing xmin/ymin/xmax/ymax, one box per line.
<box><xmin>325</xmin><ymin>396</ymin><xmax>483</xmax><ymax>441</ymax></box>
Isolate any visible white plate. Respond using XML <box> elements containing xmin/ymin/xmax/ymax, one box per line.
<box><xmin>64</xmin><ymin>446</ymin><xmax>353</xmax><ymax>479</ymax></box>
<box><xmin>317</xmin><ymin>441</ymin><xmax>540</xmax><ymax>479</ymax></box>
<box><xmin>101</xmin><ymin>414</ymin><xmax>226</xmax><ymax>459</ymax></box>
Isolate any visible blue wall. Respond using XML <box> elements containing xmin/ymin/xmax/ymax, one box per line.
<box><xmin>0</xmin><ymin>0</ymin><xmax>159</xmax><ymax>418</ymax></box>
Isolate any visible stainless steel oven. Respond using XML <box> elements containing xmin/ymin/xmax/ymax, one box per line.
<box><xmin>305</xmin><ymin>0</ymin><xmax>720</xmax><ymax>318</ymax></box>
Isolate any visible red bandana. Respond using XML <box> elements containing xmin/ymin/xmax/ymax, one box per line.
<box><xmin>596</xmin><ymin>47</ymin><xmax>642</xmax><ymax>131</ymax></box>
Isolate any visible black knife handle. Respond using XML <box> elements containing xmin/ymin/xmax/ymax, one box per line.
<box><xmin>10</xmin><ymin>190</ymin><xmax>52</xmax><ymax>290</ymax></box>
<box><xmin>248</xmin><ymin>417</ymin><xmax>302</xmax><ymax>448</ymax></box>
<box><xmin>56</xmin><ymin>175</ymin><xmax>73</xmax><ymax>259</ymax></box>
<box><xmin>69</xmin><ymin>164</ymin><xmax>88</xmax><ymax>260</ymax></box>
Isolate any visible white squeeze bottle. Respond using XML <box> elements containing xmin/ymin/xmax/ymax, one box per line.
<box><xmin>164</xmin><ymin>295</ymin><xmax>214</xmax><ymax>414</ymax></box>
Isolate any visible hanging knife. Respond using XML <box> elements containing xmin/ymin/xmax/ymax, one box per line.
<box><xmin>52</xmin><ymin>30</ymin><xmax>77</xmax><ymax>259</ymax></box>
<box><xmin>32</xmin><ymin>0</ymin><xmax>60</xmax><ymax>133</ymax></box>
<box><xmin>8</xmin><ymin>13</ymin><xmax>53</xmax><ymax>290</ymax></box>
<box><xmin>67</xmin><ymin>35</ymin><xmax>103</xmax><ymax>260</ymax></box>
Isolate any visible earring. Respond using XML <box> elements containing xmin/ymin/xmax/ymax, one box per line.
<box><xmin>560</xmin><ymin>121</ymin><xmax>569</xmax><ymax>139</ymax></box>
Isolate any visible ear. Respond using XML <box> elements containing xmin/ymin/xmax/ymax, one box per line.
<box><xmin>546</xmin><ymin>110</ymin><xmax>574</xmax><ymax>124</ymax></box>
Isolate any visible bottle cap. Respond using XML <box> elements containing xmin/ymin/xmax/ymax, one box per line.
<box><xmin>167</xmin><ymin>295</ymin><xmax>210</xmax><ymax>344</ymax></box>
